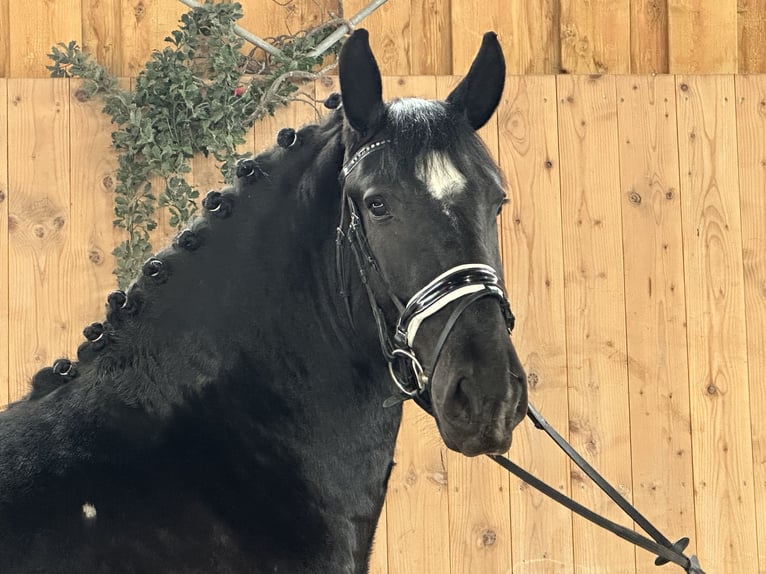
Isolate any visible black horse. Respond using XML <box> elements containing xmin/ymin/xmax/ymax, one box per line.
<box><xmin>0</xmin><ymin>30</ymin><xmax>527</xmax><ymax>573</ymax></box>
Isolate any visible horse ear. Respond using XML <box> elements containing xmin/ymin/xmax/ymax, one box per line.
<box><xmin>339</xmin><ymin>29</ymin><xmax>384</xmax><ymax>135</ymax></box>
<box><xmin>446</xmin><ymin>32</ymin><xmax>506</xmax><ymax>130</ymax></box>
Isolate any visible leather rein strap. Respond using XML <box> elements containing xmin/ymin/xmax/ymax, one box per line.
<box><xmin>489</xmin><ymin>405</ymin><xmax>705</xmax><ymax>573</ymax></box>
<box><xmin>335</xmin><ymin>139</ymin><xmax>705</xmax><ymax>574</ymax></box>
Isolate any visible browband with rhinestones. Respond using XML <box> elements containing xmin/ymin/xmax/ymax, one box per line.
<box><xmin>341</xmin><ymin>140</ymin><xmax>390</xmax><ymax>180</ymax></box>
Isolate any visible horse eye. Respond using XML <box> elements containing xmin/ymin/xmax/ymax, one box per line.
<box><xmin>366</xmin><ymin>197</ymin><xmax>389</xmax><ymax>218</ymax></box>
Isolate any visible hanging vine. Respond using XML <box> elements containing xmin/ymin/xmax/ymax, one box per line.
<box><xmin>47</xmin><ymin>1</ymin><xmax>347</xmax><ymax>288</ymax></box>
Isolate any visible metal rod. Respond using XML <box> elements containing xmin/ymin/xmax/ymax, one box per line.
<box><xmin>308</xmin><ymin>0</ymin><xmax>389</xmax><ymax>58</ymax></box>
<box><xmin>177</xmin><ymin>0</ymin><xmax>283</xmax><ymax>58</ymax></box>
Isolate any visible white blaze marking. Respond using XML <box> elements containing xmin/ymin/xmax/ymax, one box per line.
<box><xmin>82</xmin><ymin>502</ymin><xmax>97</xmax><ymax>520</ymax></box>
<box><xmin>387</xmin><ymin>98</ymin><xmax>467</xmax><ymax>203</ymax></box>
<box><xmin>416</xmin><ymin>151</ymin><xmax>467</xmax><ymax>201</ymax></box>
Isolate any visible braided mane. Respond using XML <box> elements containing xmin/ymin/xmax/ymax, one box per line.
<box><xmin>16</xmin><ymin>107</ymin><xmax>346</xmax><ymax>411</ymax></box>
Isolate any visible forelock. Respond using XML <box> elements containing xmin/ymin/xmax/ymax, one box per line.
<box><xmin>385</xmin><ymin>98</ymin><xmax>455</xmax><ymax>156</ymax></box>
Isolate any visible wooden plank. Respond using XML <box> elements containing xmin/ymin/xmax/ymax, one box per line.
<box><xmin>668</xmin><ymin>1</ymin><xmax>737</xmax><ymax>73</ymax></box>
<box><xmin>436</xmin><ymin>75</ymin><xmax>513</xmax><ymax>574</ymax></box>
<box><xmin>344</xmin><ymin>0</ymin><xmax>411</xmax><ymax>75</ymax></box>
<box><xmin>376</xmin><ymin>75</ymin><xmax>451</xmax><ymax>574</ymax></box>
<box><xmin>386</xmin><ymin>401</ymin><xmax>450</xmax><ymax>573</ymax></box>
<box><xmin>120</xmin><ymin>0</ymin><xmax>184</xmax><ymax>77</ymax></box>
<box><xmin>9</xmin><ymin>0</ymin><xmax>82</xmax><ymax>77</ymax></box>
<box><xmin>67</xmin><ymin>78</ymin><xmax>120</xmax><ymax>342</ymax></box>
<box><xmin>238</xmin><ymin>0</ymin><xmax>336</xmax><ymax>44</ymax></box>
<box><xmin>675</xmin><ymin>74</ymin><xmax>758</xmax><ymax>572</ymax></box>
<box><xmin>82</xmin><ymin>0</ymin><xmax>122</xmax><ymax>75</ymax></box>
<box><xmin>504</xmin><ymin>0</ymin><xmax>561</xmax><ymax>74</ymax></box>
<box><xmin>0</xmin><ymin>79</ymin><xmax>8</xmax><ymax>407</ymax></box>
<box><xmin>734</xmin><ymin>74</ymin><xmax>766</xmax><ymax>573</ymax></box>
<box><xmin>499</xmin><ymin>75</ymin><xmax>574</xmax><ymax>573</ymax></box>
<box><xmin>411</xmin><ymin>0</ymin><xmax>451</xmax><ymax>75</ymax></box>
<box><xmin>560</xmin><ymin>0</ymin><xmax>631</xmax><ymax>73</ymax></box>
<box><xmin>449</xmin><ymin>1</ymin><xmax>516</xmax><ymax>75</ymax></box>
<box><xmin>630</xmin><ymin>0</ymin><xmax>668</xmax><ymax>73</ymax></box>
<box><xmin>556</xmin><ymin>74</ymin><xmax>636</xmax><ymax>574</ymax></box>
<box><xmin>368</xmin><ymin>502</ymin><xmax>388</xmax><ymax>574</ymax></box>
<box><xmin>120</xmin><ymin>0</ymin><xmax>155</xmax><ymax>77</ymax></box>
<box><xmin>7</xmin><ymin>79</ymin><xmax>72</xmax><ymax>401</ymax></box>
<box><xmin>0</xmin><ymin>0</ymin><xmax>9</xmax><ymax>77</ymax></box>
<box><xmin>238</xmin><ymin>0</ymin><xmax>319</xmax><ymax>41</ymax></box>
<box><xmin>615</xmin><ymin>75</ymin><xmax>696</xmax><ymax>572</ymax></box>
<box><xmin>463</xmin><ymin>0</ymin><xmax>561</xmax><ymax>75</ymax></box>
<box><xmin>739</xmin><ymin>0</ymin><xmax>766</xmax><ymax>72</ymax></box>
<box><xmin>498</xmin><ymin>76</ymin><xmax>574</xmax><ymax>574</ymax></box>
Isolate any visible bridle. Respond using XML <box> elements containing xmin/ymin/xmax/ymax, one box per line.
<box><xmin>334</xmin><ymin>138</ymin><xmax>704</xmax><ymax>574</ymax></box>
<box><xmin>335</xmin><ymin>139</ymin><xmax>515</xmax><ymax>407</ymax></box>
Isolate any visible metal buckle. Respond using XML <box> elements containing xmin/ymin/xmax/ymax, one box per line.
<box><xmin>388</xmin><ymin>348</ymin><xmax>429</xmax><ymax>397</ymax></box>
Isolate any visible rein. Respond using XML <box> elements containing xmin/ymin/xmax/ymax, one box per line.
<box><xmin>335</xmin><ymin>140</ymin><xmax>705</xmax><ymax>574</ymax></box>
<box><xmin>489</xmin><ymin>406</ymin><xmax>705</xmax><ymax>573</ymax></box>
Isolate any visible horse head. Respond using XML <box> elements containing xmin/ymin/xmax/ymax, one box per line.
<box><xmin>337</xmin><ymin>30</ymin><xmax>528</xmax><ymax>457</ymax></box>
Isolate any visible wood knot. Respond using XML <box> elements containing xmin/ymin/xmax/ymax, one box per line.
<box><xmin>706</xmin><ymin>384</ymin><xmax>718</xmax><ymax>395</ymax></box>
<box><xmin>0</xmin><ymin>189</ymin><xmax>5</xmax><ymax>203</ymax></box>
<box><xmin>53</xmin><ymin>215</ymin><xmax>65</xmax><ymax>229</ymax></box>
<box><xmin>8</xmin><ymin>215</ymin><xmax>18</xmax><ymax>232</ymax></box>
<box><xmin>397</xmin><ymin>78</ymin><xmax>406</xmax><ymax>86</ymax></box>
<box><xmin>320</xmin><ymin>76</ymin><xmax>334</xmax><ymax>88</ymax></box>
<box><xmin>629</xmin><ymin>191</ymin><xmax>642</xmax><ymax>204</ymax></box>
<box><xmin>102</xmin><ymin>175</ymin><xmax>114</xmax><ymax>190</ymax></box>
<box><xmin>134</xmin><ymin>1</ymin><xmax>145</xmax><ymax>18</ymax></box>
<box><xmin>429</xmin><ymin>471</ymin><xmax>448</xmax><ymax>487</ymax></box>
<box><xmin>527</xmin><ymin>372</ymin><xmax>539</xmax><ymax>389</ymax></box>
<box><xmin>88</xmin><ymin>248</ymin><xmax>103</xmax><ymax>264</ymax></box>
<box><xmin>74</xmin><ymin>89</ymin><xmax>89</xmax><ymax>102</ymax></box>
<box><xmin>480</xmin><ymin>529</ymin><xmax>497</xmax><ymax>547</ymax></box>
<box><xmin>665</xmin><ymin>189</ymin><xmax>675</xmax><ymax>200</ymax></box>
<box><xmin>544</xmin><ymin>160</ymin><xmax>553</xmax><ymax>169</ymax></box>
<box><xmin>680</xmin><ymin>83</ymin><xmax>689</xmax><ymax>92</ymax></box>
<box><xmin>34</xmin><ymin>225</ymin><xmax>46</xmax><ymax>238</ymax></box>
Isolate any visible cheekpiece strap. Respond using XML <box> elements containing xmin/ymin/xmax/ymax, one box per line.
<box><xmin>341</xmin><ymin>140</ymin><xmax>390</xmax><ymax>180</ymax></box>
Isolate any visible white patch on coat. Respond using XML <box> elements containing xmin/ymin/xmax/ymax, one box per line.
<box><xmin>416</xmin><ymin>151</ymin><xmax>467</xmax><ymax>201</ymax></box>
<box><xmin>82</xmin><ymin>502</ymin><xmax>97</xmax><ymax>520</ymax></box>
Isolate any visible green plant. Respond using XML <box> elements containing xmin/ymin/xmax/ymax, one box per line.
<box><xmin>48</xmin><ymin>1</ymin><xmax>342</xmax><ymax>288</ymax></box>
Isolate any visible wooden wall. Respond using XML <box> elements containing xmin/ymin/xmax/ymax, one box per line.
<box><xmin>1</xmin><ymin>0</ymin><xmax>766</xmax><ymax>78</ymax></box>
<box><xmin>1</xmin><ymin>74</ymin><xmax>764</xmax><ymax>573</ymax></box>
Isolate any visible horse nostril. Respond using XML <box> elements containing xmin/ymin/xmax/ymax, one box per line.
<box><xmin>447</xmin><ymin>377</ymin><xmax>472</xmax><ymax>423</ymax></box>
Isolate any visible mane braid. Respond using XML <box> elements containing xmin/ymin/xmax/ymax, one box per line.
<box><xmin>14</xmin><ymin>110</ymin><xmax>347</xmax><ymax>408</ymax></box>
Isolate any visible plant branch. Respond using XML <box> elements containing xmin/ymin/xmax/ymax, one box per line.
<box><xmin>177</xmin><ymin>0</ymin><xmax>283</xmax><ymax>57</ymax></box>
<box><xmin>309</xmin><ymin>0</ymin><xmax>389</xmax><ymax>58</ymax></box>
<box><xmin>248</xmin><ymin>61</ymin><xmax>339</xmax><ymax>124</ymax></box>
